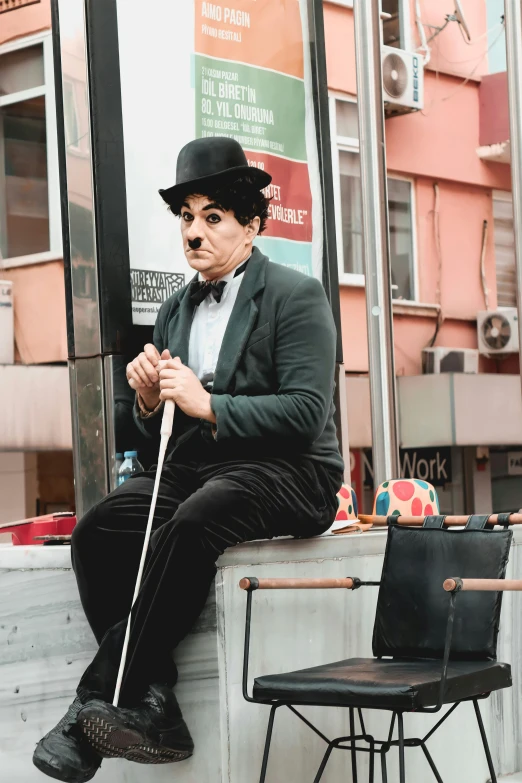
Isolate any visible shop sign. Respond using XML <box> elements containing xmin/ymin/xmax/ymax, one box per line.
<box><xmin>508</xmin><ymin>452</ymin><xmax>522</xmax><ymax>476</ymax></box>
<box><xmin>363</xmin><ymin>447</ymin><xmax>452</xmax><ymax>488</ymax></box>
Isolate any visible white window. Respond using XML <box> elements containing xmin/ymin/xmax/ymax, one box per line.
<box><xmin>493</xmin><ymin>191</ymin><xmax>516</xmax><ymax>308</ymax></box>
<box><xmin>0</xmin><ymin>33</ymin><xmax>61</xmax><ymax>267</ymax></box>
<box><xmin>330</xmin><ymin>94</ymin><xmax>417</xmax><ymax>301</ymax></box>
<box><xmin>324</xmin><ymin>0</ymin><xmax>411</xmax><ymax>50</ymax></box>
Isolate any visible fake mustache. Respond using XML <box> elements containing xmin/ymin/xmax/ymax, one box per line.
<box><xmin>188</xmin><ymin>238</ymin><xmax>202</xmax><ymax>250</ymax></box>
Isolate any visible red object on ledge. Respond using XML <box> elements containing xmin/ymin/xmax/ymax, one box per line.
<box><xmin>0</xmin><ymin>512</ymin><xmax>77</xmax><ymax>546</ymax></box>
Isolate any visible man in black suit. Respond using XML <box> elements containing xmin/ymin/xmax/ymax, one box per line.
<box><xmin>33</xmin><ymin>137</ymin><xmax>343</xmax><ymax>782</ymax></box>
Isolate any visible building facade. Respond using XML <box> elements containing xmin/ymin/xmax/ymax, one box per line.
<box><xmin>325</xmin><ymin>0</ymin><xmax>520</xmax><ymax>514</ymax></box>
<box><xmin>0</xmin><ymin>0</ymin><xmax>73</xmax><ymax>523</ymax></box>
<box><xmin>0</xmin><ymin>0</ymin><xmax>519</xmax><ymax>522</ymax></box>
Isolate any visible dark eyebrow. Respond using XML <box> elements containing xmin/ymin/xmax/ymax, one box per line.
<box><xmin>202</xmin><ymin>202</ymin><xmax>225</xmax><ymax>212</ymax></box>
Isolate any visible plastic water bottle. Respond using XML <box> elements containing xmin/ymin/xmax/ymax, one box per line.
<box><xmin>115</xmin><ymin>452</ymin><xmax>124</xmax><ymax>475</ymax></box>
<box><xmin>118</xmin><ymin>451</ymin><xmax>144</xmax><ymax>485</ymax></box>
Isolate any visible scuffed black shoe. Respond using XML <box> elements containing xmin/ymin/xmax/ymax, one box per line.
<box><xmin>77</xmin><ymin>684</ymin><xmax>193</xmax><ymax>765</ymax></box>
<box><xmin>33</xmin><ymin>696</ymin><xmax>102</xmax><ymax>782</ymax></box>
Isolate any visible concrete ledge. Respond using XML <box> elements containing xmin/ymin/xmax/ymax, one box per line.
<box><xmin>1</xmin><ymin>532</ymin><xmax>522</xmax><ymax>781</ymax></box>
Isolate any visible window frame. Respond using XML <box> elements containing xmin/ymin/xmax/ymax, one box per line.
<box><xmin>329</xmin><ymin>92</ymin><xmax>418</xmax><ymax>302</ymax></box>
<box><xmin>0</xmin><ymin>31</ymin><xmax>62</xmax><ymax>269</ymax></box>
<box><xmin>325</xmin><ymin>0</ymin><xmax>354</xmax><ymax>7</ymax></box>
<box><xmin>492</xmin><ymin>189</ymin><xmax>515</xmax><ymax>309</ymax></box>
<box><xmin>324</xmin><ymin>1</ymin><xmax>412</xmax><ymax>51</ymax></box>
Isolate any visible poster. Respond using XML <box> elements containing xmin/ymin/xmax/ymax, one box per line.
<box><xmin>117</xmin><ymin>0</ymin><xmax>322</xmax><ymax>326</ymax></box>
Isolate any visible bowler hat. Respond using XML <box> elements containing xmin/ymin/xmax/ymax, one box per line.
<box><xmin>159</xmin><ymin>137</ymin><xmax>272</xmax><ymax>206</ymax></box>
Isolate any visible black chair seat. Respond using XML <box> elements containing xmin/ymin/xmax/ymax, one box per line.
<box><xmin>253</xmin><ymin>657</ymin><xmax>512</xmax><ymax>710</ymax></box>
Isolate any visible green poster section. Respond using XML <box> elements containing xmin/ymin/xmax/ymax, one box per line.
<box><xmin>194</xmin><ymin>54</ymin><xmax>307</xmax><ymax>162</ymax></box>
<box><xmin>255</xmin><ymin>236</ymin><xmax>313</xmax><ymax>276</ymax></box>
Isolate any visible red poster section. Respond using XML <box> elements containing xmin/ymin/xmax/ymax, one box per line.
<box><xmin>246</xmin><ymin>152</ymin><xmax>312</xmax><ymax>242</ymax></box>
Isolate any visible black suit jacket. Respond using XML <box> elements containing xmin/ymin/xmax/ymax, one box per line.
<box><xmin>133</xmin><ymin>247</ymin><xmax>344</xmax><ymax>474</ymax></box>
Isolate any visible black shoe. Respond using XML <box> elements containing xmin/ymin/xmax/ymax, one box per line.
<box><xmin>77</xmin><ymin>684</ymin><xmax>193</xmax><ymax>765</ymax></box>
<box><xmin>33</xmin><ymin>697</ymin><xmax>102</xmax><ymax>782</ymax></box>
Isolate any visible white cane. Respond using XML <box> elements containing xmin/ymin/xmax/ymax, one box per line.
<box><xmin>112</xmin><ymin>398</ymin><xmax>175</xmax><ymax>707</ymax></box>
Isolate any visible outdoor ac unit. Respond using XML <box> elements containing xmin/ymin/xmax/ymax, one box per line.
<box><xmin>422</xmin><ymin>347</ymin><xmax>479</xmax><ymax>375</ymax></box>
<box><xmin>477</xmin><ymin>308</ymin><xmax>519</xmax><ymax>355</ymax></box>
<box><xmin>382</xmin><ymin>46</ymin><xmax>424</xmax><ymax>115</ymax></box>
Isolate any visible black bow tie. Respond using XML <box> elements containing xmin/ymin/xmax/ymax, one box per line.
<box><xmin>189</xmin><ymin>279</ymin><xmax>226</xmax><ymax>305</ymax></box>
<box><xmin>189</xmin><ymin>258</ymin><xmax>249</xmax><ymax>306</ymax></box>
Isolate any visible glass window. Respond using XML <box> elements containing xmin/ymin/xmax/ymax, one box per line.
<box><xmin>382</xmin><ymin>0</ymin><xmax>402</xmax><ymax>48</ymax></box>
<box><xmin>336</xmin><ymin>99</ymin><xmax>358</xmax><ymax>140</ymax></box>
<box><xmin>493</xmin><ymin>193</ymin><xmax>516</xmax><ymax>307</ymax></box>
<box><xmin>325</xmin><ymin>0</ymin><xmax>403</xmax><ymax>45</ymax></box>
<box><xmin>388</xmin><ymin>178</ymin><xmax>414</xmax><ymax>300</ymax></box>
<box><xmin>333</xmin><ymin>98</ymin><xmax>416</xmax><ymax>299</ymax></box>
<box><xmin>2</xmin><ymin>96</ymin><xmax>49</xmax><ymax>258</ymax></box>
<box><xmin>0</xmin><ymin>45</ymin><xmax>44</xmax><ymax>97</ymax></box>
<box><xmin>0</xmin><ymin>44</ymin><xmax>50</xmax><ymax>261</ymax></box>
<box><xmin>339</xmin><ymin>150</ymin><xmax>363</xmax><ymax>275</ymax></box>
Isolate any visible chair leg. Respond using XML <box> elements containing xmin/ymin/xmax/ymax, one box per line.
<box><xmin>380</xmin><ymin>748</ymin><xmax>388</xmax><ymax>783</ymax></box>
<box><xmin>473</xmin><ymin>699</ymin><xmax>498</xmax><ymax>783</ymax></box>
<box><xmin>368</xmin><ymin>737</ymin><xmax>375</xmax><ymax>783</ymax></box>
<box><xmin>350</xmin><ymin>707</ymin><xmax>359</xmax><ymax>783</ymax></box>
<box><xmin>259</xmin><ymin>704</ymin><xmax>279</xmax><ymax>783</ymax></box>
<box><xmin>313</xmin><ymin>743</ymin><xmax>335</xmax><ymax>783</ymax></box>
<box><xmin>397</xmin><ymin>712</ymin><xmax>406</xmax><ymax>783</ymax></box>
<box><xmin>420</xmin><ymin>741</ymin><xmax>444</xmax><ymax>783</ymax></box>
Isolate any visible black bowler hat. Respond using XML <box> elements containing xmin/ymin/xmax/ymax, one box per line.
<box><xmin>159</xmin><ymin>137</ymin><xmax>272</xmax><ymax>206</ymax></box>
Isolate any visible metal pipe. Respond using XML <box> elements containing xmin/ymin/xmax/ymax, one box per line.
<box><xmin>504</xmin><ymin>0</ymin><xmax>522</xmax><ymax>403</ymax></box>
<box><xmin>353</xmin><ymin>0</ymin><xmax>400</xmax><ymax>488</ymax></box>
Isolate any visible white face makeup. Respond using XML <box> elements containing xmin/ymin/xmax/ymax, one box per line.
<box><xmin>180</xmin><ymin>194</ymin><xmax>259</xmax><ymax>280</ymax></box>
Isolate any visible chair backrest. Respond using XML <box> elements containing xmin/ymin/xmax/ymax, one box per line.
<box><xmin>373</xmin><ymin>479</ymin><xmax>440</xmax><ymax>517</ymax></box>
<box><xmin>372</xmin><ymin>524</ymin><xmax>512</xmax><ymax>661</ymax></box>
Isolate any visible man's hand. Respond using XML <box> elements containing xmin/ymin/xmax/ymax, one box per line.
<box><xmin>158</xmin><ymin>357</ymin><xmax>216</xmax><ymax>422</ymax></box>
<box><xmin>127</xmin><ymin>344</ymin><xmax>171</xmax><ymax>410</ymax></box>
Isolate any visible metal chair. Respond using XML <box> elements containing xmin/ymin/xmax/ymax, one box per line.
<box><xmin>240</xmin><ymin>513</ymin><xmax>514</xmax><ymax>782</ymax></box>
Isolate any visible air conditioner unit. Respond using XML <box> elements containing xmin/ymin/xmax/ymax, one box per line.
<box><xmin>422</xmin><ymin>347</ymin><xmax>479</xmax><ymax>375</ymax></box>
<box><xmin>477</xmin><ymin>308</ymin><xmax>519</xmax><ymax>355</ymax></box>
<box><xmin>382</xmin><ymin>46</ymin><xmax>424</xmax><ymax>116</ymax></box>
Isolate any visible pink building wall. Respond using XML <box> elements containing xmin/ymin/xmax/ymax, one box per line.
<box><xmin>8</xmin><ymin>262</ymin><xmax>68</xmax><ymax>364</ymax></box>
<box><xmin>324</xmin><ymin>1</ymin><xmax>513</xmax><ymax>376</ymax></box>
<box><xmin>479</xmin><ymin>72</ymin><xmax>510</xmax><ymax>146</ymax></box>
<box><xmin>414</xmin><ymin>0</ymin><xmax>489</xmax><ymax>80</ymax></box>
<box><xmin>0</xmin><ymin>0</ymin><xmax>50</xmax><ymax>45</ymax></box>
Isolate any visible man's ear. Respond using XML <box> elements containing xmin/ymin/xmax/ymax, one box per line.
<box><xmin>245</xmin><ymin>216</ymin><xmax>260</xmax><ymax>241</ymax></box>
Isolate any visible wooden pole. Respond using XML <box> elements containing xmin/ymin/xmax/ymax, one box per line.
<box><xmin>358</xmin><ymin>513</ymin><xmax>522</xmax><ymax>527</ymax></box>
<box><xmin>239</xmin><ymin>577</ymin><xmax>355</xmax><ymax>591</ymax></box>
<box><xmin>443</xmin><ymin>578</ymin><xmax>522</xmax><ymax>592</ymax></box>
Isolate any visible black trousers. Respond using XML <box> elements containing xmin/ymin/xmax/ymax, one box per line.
<box><xmin>72</xmin><ymin>436</ymin><xmax>341</xmax><ymax>706</ymax></box>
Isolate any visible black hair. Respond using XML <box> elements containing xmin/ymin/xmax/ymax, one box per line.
<box><xmin>168</xmin><ymin>174</ymin><xmax>271</xmax><ymax>233</ymax></box>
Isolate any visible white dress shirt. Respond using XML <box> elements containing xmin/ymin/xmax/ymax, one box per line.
<box><xmin>188</xmin><ymin>258</ymin><xmax>248</xmax><ymax>384</ymax></box>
